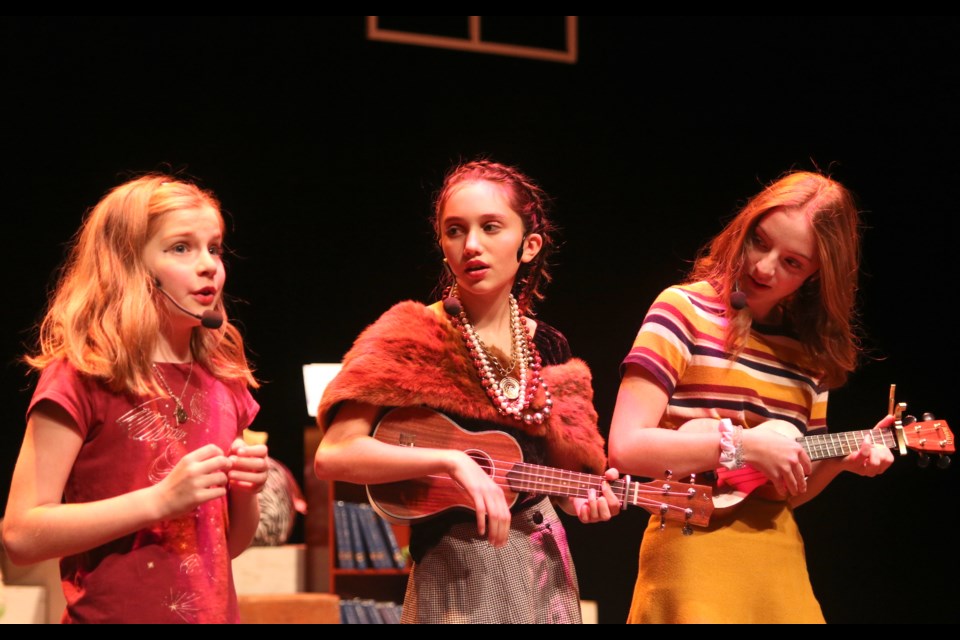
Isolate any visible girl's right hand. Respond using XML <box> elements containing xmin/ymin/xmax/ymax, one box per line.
<box><xmin>741</xmin><ymin>421</ymin><xmax>812</xmax><ymax>496</ymax></box>
<box><xmin>446</xmin><ymin>450</ymin><xmax>511</xmax><ymax>548</ymax></box>
<box><xmin>153</xmin><ymin>444</ymin><xmax>233</xmax><ymax>519</ymax></box>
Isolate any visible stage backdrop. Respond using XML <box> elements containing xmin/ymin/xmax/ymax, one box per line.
<box><xmin>1</xmin><ymin>17</ymin><xmax>956</xmax><ymax>623</ymax></box>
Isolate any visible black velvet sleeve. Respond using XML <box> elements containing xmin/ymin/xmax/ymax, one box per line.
<box><xmin>532</xmin><ymin>320</ymin><xmax>572</xmax><ymax>366</ymax></box>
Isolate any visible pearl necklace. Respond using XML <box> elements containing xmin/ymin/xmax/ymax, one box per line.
<box><xmin>450</xmin><ymin>291</ymin><xmax>552</xmax><ymax>425</ymax></box>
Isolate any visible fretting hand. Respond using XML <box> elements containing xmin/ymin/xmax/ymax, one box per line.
<box><xmin>566</xmin><ymin>468</ymin><xmax>622</xmax><ymax>523</ymax></box>
<box><xmin>838</xmin><ymin>414</ymin><xmax>895</xmax><ymax>477</ymax></box>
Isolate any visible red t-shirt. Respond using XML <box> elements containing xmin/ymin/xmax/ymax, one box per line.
<box><xmin>28</xmin><ymin>359</ymin><xmax>259</xmax><ymax>624</ymax></box>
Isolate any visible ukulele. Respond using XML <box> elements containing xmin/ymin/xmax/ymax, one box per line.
<box><xmin>684</xmin><ymin>385</ymin><xmax>953</xmax><ymax>516</ymax></box>
<box><xmin>366</xmin><ymin>406</ymin><xmax>715</xmax><ymax>534</ymax></box>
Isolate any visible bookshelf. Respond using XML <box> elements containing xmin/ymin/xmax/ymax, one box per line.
<box><xmin>304</xmin><ymin>426</ymin><xmax>411</xmax><ymax>603</ymax></box>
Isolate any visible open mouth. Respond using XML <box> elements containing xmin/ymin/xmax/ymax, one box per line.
<box><xmin>192</xmin><ymin>287</ymin><xmax>217</xmax><ymax>303</ymax></box>
<box><xmin>464</xmin><ymin>261</ymin><xmax>489</xmax><ymax>277</ymax></box>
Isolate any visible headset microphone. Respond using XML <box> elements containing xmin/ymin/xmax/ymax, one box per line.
<box><xmin>153</xmin><ymin>278</ymin><xmax>224</xmax><ymax>329</ymax></box>
<box><xmin>516</xmin><ymin>234</ymin><xmax>528</xmax><ymax>262</ymax></box>
<box><xmin>730</xmin><ymin>281</ymin><xmax>747</xmax><ymax>311</ymax></box>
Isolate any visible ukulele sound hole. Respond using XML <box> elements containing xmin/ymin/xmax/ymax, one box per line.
<box><xmin>466</xmin><ymin>450</ymin><xmax>495</xmax><ymax>477</ymax></box>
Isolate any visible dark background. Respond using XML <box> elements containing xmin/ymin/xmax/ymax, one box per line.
<box><xmin>1</xmin><ymin>17</ymin><xmax>956</xmax><ymax>623</ymax></box>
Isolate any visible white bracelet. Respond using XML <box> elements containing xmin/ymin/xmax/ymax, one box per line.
<box><xmin>718</xmin><ymin>418</ymin><xmax>744</xmax><ymax>470</ymax></box>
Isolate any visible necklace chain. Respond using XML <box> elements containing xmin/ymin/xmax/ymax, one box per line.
<box><xmin>153</xmin><ymin>361</ymin><xmax>194</xmax><ymax>425</ymax></box>
<box><xmin>450</xmin><ymin>289</ymin><xmax>552</xmax><ymax>425</ymax></box>
<box><xmin>472</xmin><ymin>322</ymin><xmax>518</xmax><ymax>378</ymax></box>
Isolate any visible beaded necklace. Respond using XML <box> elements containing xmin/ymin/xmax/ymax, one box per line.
<box><xmin>447</xmin><ymin>288</ymin><xmax>552</xmax><ymax>425</ymax></box>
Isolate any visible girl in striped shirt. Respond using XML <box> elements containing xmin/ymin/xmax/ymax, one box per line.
<box><xmin>609</xmin><ymin>171</ymin><xmax>894</xmax><ymax>623</ymax></box>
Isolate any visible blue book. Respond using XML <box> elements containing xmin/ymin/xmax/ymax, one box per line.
<box><xmin>333</xmin><ymin>501</ymin><xmax>355</xmax><ymax>569</ymax></box>
<box><xmin>349</xmin><ymin>598</ymin><xmax>374</xmax><ymax>624</ymax></box>
<box><xmin>377</xmin><ymin>514</ymin><xmax>407</xmax><ymax>569</ymax></box>
<box><xmin>358</xmin><ymin>599</ymin><xmax>383</xmax><ymax>624</ymax></box>
<box><xmin>345</xmin><ymin>502</ymin><xmax>368</xmax><ymax>569</ymax></box>
<box><xmin>375</xmin><ymin>601</ymin><xmax>402</xmax><ymax>624</ymax></box>
<box><xmin>355</xmin><ymin>502</ymin><xmax>393</xmax><ymax>569</ymax></box>
<box><xmin>339</xmin><ymin>599</ymin><xmax>361</xmax><ymax>624</ymax></box>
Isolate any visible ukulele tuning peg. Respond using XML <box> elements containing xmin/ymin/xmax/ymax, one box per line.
<box><xmin>659</xmin><ymin>504</ymin><xmax>668</xmax><ymax>531</ymax></box>
<box><xmin>922</xmin><ymin>412</ymin><xmax>936</xmax><ymax>421</ymax></box>
<box><xmin>902</xmin><ymin>414</ymin><xmax>917</xmax><ymax>426</ymax></box>
<box><xmin>937</xmin><ymin>455</ymin><xmax>951</xmax><ymax>470</ymax></box>
<box><xmin>663</xmin><ymin>469</ymin><xmax>674</xmax><ymax>481</ymax></box>
<box><xmin>917</xmin><ymin>452</ymin><xmax>931</xmax><ymax>469</ymax></box>
<box><xmin>681</xmin><ymin>508</ymin><xmax>694</xmax><ymax>536</ymax></box>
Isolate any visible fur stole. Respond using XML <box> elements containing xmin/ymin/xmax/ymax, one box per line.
<box><xmin>317</xmin><ymin>300</ymin><xmax>606</xmax><ymax>474</ymax></box>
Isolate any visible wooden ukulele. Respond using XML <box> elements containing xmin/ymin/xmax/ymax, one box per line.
<box><xmin>685</xmin><ymin>385</ymin><xmax>954</xmax><ymax>516</ymax></box>
<box><xmin>366</xmin><ymin>406</ymin><xmax>715</xmax><ymax>534</ymax></box>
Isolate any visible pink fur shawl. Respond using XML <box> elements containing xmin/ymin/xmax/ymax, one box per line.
<box><xmin>317</xmin><ymin>301</ymin><xmax>607</xmax><ymax>474</ymax></box>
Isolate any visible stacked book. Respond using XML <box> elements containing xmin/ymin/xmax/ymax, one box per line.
<box><xmin>333</xmin><ymin>501</ymin><xmax>407</xmax><ymax>570</ymax></box>
<box><xmin>338</xmin><ymin>598</ymin><xmax>403</xmax><ymax>624</ymax></box>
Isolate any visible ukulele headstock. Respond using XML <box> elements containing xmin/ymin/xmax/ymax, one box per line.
<box><xmin>889</xmin><ymin>384</ymin><xmax>953</xmax><ymax>469</ymax></box>
<box><xmin>622</xmin><ymin>471</ymin><xmax>714</xmax><ymax>534</ymax></box>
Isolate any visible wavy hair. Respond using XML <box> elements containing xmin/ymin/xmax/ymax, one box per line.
<box><xmin>27</xmin><ymin>174</ymin><xmax>258</xmax><ymax>395</ymax></box>
<box><xmin>689</xmin><ymin>171</ymin><xmax>862</xmax><ymax>388</ymax></box>
<box><xmin>432</xmin><ymin>160</ymin><xmax>557</xmax><ymax>314</ymax></box>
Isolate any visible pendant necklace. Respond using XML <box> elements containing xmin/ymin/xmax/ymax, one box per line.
<box><xmin>152</xmin><ymin>361</ymin><xmax>194</xmax><ymax>425</ymax></box>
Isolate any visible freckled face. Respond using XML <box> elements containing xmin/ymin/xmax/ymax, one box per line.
<box><xmin>740</xmin><ymin>207</ymin><xmax>820</xmax><ymax>322</ymax></box>
<box><xmin>143</xmin><ymin>206</ymin><xmax>225</xmax><ymax>330</ymax></box>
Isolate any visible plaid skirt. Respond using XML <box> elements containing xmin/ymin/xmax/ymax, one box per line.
<box><xmin>400</xmin><ymin>497</ymin><xmax>582</xmax><ymax>624</ymax></box>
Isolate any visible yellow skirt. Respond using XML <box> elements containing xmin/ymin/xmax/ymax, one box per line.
<box><xmin>627</xmin><ymin>499</ymin><xmax>824</xmax><ymax>624</ymax></box>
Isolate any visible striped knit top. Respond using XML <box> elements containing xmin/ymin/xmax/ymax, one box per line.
<box><xmin>622</xmin><ymin>281</ymin><xmax>827</xmax><ymax>435</ymax></box>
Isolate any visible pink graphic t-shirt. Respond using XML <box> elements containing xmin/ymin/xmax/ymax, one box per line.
<box><xmin>27</xmin><ymin>359</ymin><xmax>259</xmax><ymax>623</ymax></box>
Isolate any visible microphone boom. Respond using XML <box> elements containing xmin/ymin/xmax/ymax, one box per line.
<box><xmin>155</xmin><ymin>280</ymin><xmax>224</xmax><ymax>329</ymax></box>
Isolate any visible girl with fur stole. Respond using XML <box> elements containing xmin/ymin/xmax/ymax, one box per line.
<box><xmin>314</xmin><ymin>160</ymin><xmax>619</xmax><ymax>624</ymax></box>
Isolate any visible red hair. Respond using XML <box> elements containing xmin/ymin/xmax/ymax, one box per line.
<box><xmin>27</xmin><ymin>174</ymin><xmax>258</xmax><ymax>395</ymax></box>
<box><xmin>689</xmin><ymin>171</ymin><xmax>861</xmax><ymax>388</ymax></box>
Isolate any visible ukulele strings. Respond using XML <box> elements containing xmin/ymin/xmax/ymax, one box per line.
<box><xmin>801</xmin><ymin>427</ymin><xmax>897</xmax><ymax>459</ymax></box>
<box><xmin>415</xmin><ymin>466</ymin><xmax>703</xmax><ymax>512</ymax></box>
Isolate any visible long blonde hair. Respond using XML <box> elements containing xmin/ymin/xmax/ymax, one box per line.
<box><xmin>27</xmin><ymin>174</ymin><xmax>258</xmax><ymax>395</ymax></box>
<box><xmin>689</xmin><ymin>171</ymin><xmax>861</xmax><ymax>388</ymax></box>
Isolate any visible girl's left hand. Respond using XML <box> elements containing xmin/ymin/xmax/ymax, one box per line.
<box><xmin>228</xmin><ymin>439</ymin><xmax>269</xmax><ymax>493</ymax></box>
<box><xmin>568</xmin><ymin>468</ymin><xmax>621</xmax><ymax>523</ymax></box>
<box><xmin>841</xmin><ymin>414</ymin><xmax>896</xmax><ymax>477</ymax></box>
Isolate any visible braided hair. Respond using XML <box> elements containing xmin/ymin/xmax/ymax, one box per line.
<box><xmin>433</xmin><ymin>160</ymin><xmax>556</xmax><ymax>314</ymax></box>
